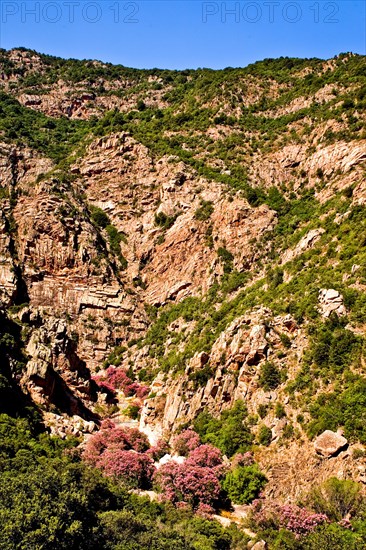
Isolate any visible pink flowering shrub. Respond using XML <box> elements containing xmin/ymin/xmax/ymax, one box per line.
<box><xmin>154</xmin><ymin>461</ymin><xmax>222</xmax><ymax>511</ymax></box>
<box><xmin>153</xmin><ymin>432</ymin><xmax>227</xmax><ymax>511</ymax></box>
<box><xmin>83</xmin><ymin>420</ymin><xmax>131</xmax><ymax>464</ymax></box>
<box><xmin>92</xmin><ymin>366</ymin><xmax>149</xmax><ymax>399</ymax></box>
<box><xmin>250</xmin><ymin>499</ymin><xmax>329</xmax><ymax>537</ymax></box>
<box><xmin>92</xmin><ymin>377</ymin><xmax>115</xmax><ymax>395</ymax></box>
<box><xmin>146</xmin><ymin>439</ymin><xmax>170</xmax><ymax>461</ymax></box>
<box><xmin>82</xmin><ymin>420</ymin><xmax>152</xmax><ymax>488</ymax></box>
<box><xmin>278</xmin><ymin>504</ymin><xmax>329</xmax><ymax>535</ymax></box>
<box><xmin>172</xmin><ymin>429</ymin><xmax>201</xmax><ymax>457</ymax></box>
<box><xmin>98</xmin><ymin>447</ymin><xmax>154</xmax><ymax>488</ymax></box>
<box><xmin>153</xmin><ymin>461</ymin><xmax>180</xmax><ymax>502</ymax></box>
<box><xmin>124</xmin><ymin>426</ymin><xmax>151</xmax><ymax>452</ymax></box>
<box><xmin>231</xmin><ymin>452</ymin><xmax>254</xmax><ymax>468</ymax></box>
<box><xmin>186</xmin><ymin>444</ymin><xmax>223</xmax><ymax>469</ymax></box>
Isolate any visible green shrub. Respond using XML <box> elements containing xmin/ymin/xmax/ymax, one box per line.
<box><xmin>105</xmin><ymin>224</ymin><xmax>127</xmax><ymax>268</ymax></box>
<box><xmin>217</xmin><ymin>247</ymin><xmax>234</xmax><ymax>263</ymax></box>
<box><xmin>301</xmin><ymin>523</ymin><xmax>363</xmax><ymax>550</ymax></box>
<box><xmin>193</xmin><ymin>401</ymin><xmax>253</xmax><ymax>457</ymax></box>
<box><xmin>124</xmin><ymin>404</ymin><xmax>141</xmax><ymax>419</ymax></box>
<box><xmin>275</xmin><ymin>402</ymin><xmax>286</xmax><ymax>419</ymax></box>
<box><xmin>222</xmin><ymin>464</ymin><xmax>267</xmax><ymax>505</ymax></box>
<box><xmin>258</xmin><ymin>404</ymin><xmax>269</xmax><ymax>419</ymax></box>
<box><xmin>90</xmin><ymin>206</ymin><xmax>110</xmax><ymax>228</ymax></box>
<box><xmin>303</xmin><ymin>477</ymin><xmax>363</xmax><ymax>522</ymax></box>
<box><xmin>309</xmin><ymin>317</ymin><xmax>362</xmax><ymax>375</ymax></box>
<box><xmin>257</xmin><ymin>425</ymin><xmax>272</xmax><ymax>446</ymax></box>
<box><xmin>217</xmin><ymin>247</ymin><xmax>234</xmax><ymax>274</ymax></box>
<box><xmin>307</xmin><ymin>376</ymin><xmax>366</xmax><ymax>443</ymax></box>
<box><xmin>154</xmin><ymin>211</ymin><xmax>179</xmax><ymax>230</ymax></box>
<box><xmin>279</xmin><ymin>333</ymin><xmax>291</xmax><ymax>348</ymax></box>
<box><xmin>188</xmin><ymin>364</ymin><xmax>213</xmax><ymax>389</ymax></box>
<box><xmin>194</xmin><ymin>200</ymin><xmax>214</xmax><ymax>221</ymax></box>
<box><xmin>258</xmin><ymin>362</ymin><xmax>282</xmax><ymax>391</ymax></box>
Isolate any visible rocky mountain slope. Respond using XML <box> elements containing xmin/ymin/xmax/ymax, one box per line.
<box><xmin>0</xmin><ymin>48</ymin><xmax>365</xmax><ymax>511</ymax></box>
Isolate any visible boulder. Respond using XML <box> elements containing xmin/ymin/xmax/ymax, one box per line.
<box><xmin>318</xmin><ymin>289</ymin><xmax>346</xmax><ymax>318</ymax></box>
<box><xmin>314</xmin><ymin>430</ymin><xmax>348</xmax><ymax>458</ymax></box>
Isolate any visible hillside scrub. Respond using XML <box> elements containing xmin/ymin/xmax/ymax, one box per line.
<box><xmin>1</xmin><ymin>49</ymin><xmax>366</xmax><ymax>548</ymax></box>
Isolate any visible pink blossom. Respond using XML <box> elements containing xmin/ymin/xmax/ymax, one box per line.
<box><xmin>250</xmin><ymin>500</ymin><xmax>329</xmax><ymax>537</ymax></box>
<box><xmin>153</xmin><ymin>460</ymin><xmax>221</xmax><ymax>511</ymax></box>
<box><xmin>278</xmin><ymin>504</ymin><xmax>329</xmax><ymax>535</ymax></box>
<box><xmin>186</xmin><ymin>444</ymin><xmax>222</xmax><ymax>468</ymax></box>
<box><xmin>92</xmin><ymin>376</ymin><xmax>116</xmax><ymax>395</ymax></box>
<box><xmin>82</xmin><ymin>421</ymin><xmax>153</xmax><ymax>488</ymax></box>
<box><xmin>98</xmin><ymin>448</ymin><xmax>154</xmax><ymax>488</ymax></box>
<box><xmin>92</xmin><ymin>366</ymin><xmax>149</xmax><ymax>399</ymax></box>
<box><xmin>172</xmin><ymin>429</ymin><xmax>201</xmax><ymax>457</ymax></box>
<box><xmin>83</xmin><ymin>421</ymin><xmax>150</xmax><ymax>466</ymax></box>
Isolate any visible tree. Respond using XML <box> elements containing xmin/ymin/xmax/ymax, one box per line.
<box><xmin>257</xmin><ymin>425</ymin><xmax>273</xmax><ymax>446</ymax></box>
<box><xmin>193</xmin><ymin>401</ymin><xmax>253</xmax><ymax>457</ymax></box>
<box><xmin>222</xmin><ymin>464</ymin><xmax>267</xmax><ymax>505</ymax></box>
<box><xmin>258</xmin><ymin>362</ymin><xmax>282</xmax><ymax>390</ymax></box>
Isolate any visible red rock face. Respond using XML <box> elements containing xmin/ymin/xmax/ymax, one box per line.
<box><xmin>249</xmin><ymin>139</ymin><xmax>366</xmax><ymax>203</ymax></box>
<box><xmin>71</xmin><ymin>133</ymin><xmax>276</xmax><ymax>305</ymax></box>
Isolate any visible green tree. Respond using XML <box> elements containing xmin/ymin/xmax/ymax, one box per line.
<box><xmin>222</xmin><ymin>464</ymin><xmax>267</xmax><ymax>505</ymax></box>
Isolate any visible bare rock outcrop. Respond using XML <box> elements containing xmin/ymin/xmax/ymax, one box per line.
<box><xmin>72</xmin><ymin>133</ymin><xmax>276</xmax><ymax>305</ymax></box>
<box><xmin>140</xmin><ymin>310</ymin><xmax>299</xmax><ymax>440</ymax></box>
<box><xmin>318</xmin><ymin>288</ymin><xmax>346</xmax><ymax>317</ymax></box>
<box><xmin>22</xmin><ymin>312</ymin><xmax>98</xmax><ymax>418</ymax></box>
<box><xmin>250</xmin><ymin>139</ymin><xmax>366</xmax><ymax>202</ymax></box>
<box><xmin>248</xmin><ymin>541</ymin><xmax>267</xmax><ymax>550</ymax></box>
<box><xmin>259</xmin><ymin>437</ymin><xmax>361</xmax><ymax>501</ymax></box>
<box><xmin>44</xmin><ymin>412</ymin><xmax>97</xmax><ymax>439</ymax></box>
<box><xmin>281</xmin><ymin>228</ymin><xmax>325</xmax><ymax>265</ymax></box>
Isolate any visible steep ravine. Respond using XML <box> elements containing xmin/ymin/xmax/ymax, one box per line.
<box><xmin>0</xmin><ymin>49</ymin><xmax>365</xmax><ymax>519</ymax></box>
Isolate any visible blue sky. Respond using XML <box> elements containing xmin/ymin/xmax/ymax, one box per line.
<box><xmin>0</xmin><ymin>1</ymin><xmax>365</xmax><ymax>68</ymax></box>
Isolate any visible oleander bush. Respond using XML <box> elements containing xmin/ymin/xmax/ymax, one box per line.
<box><xmin>82</xmin><ymin>420</ymin><xmax>152</xmax><ymax>487</ymax></box>
<box><xmin>92</xmin><ymin>366</ymin><xmax>149</xmax><ymax>399</ymax></box>
<box><xmin>154</xmin><ymin>460</ymin><xmax>222</xmax><ymax>512</ymax></box>
<box><xmin>172</xmin><ymin>429</ymin><xmax>201</xmax><ymax>457</ymax></box>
